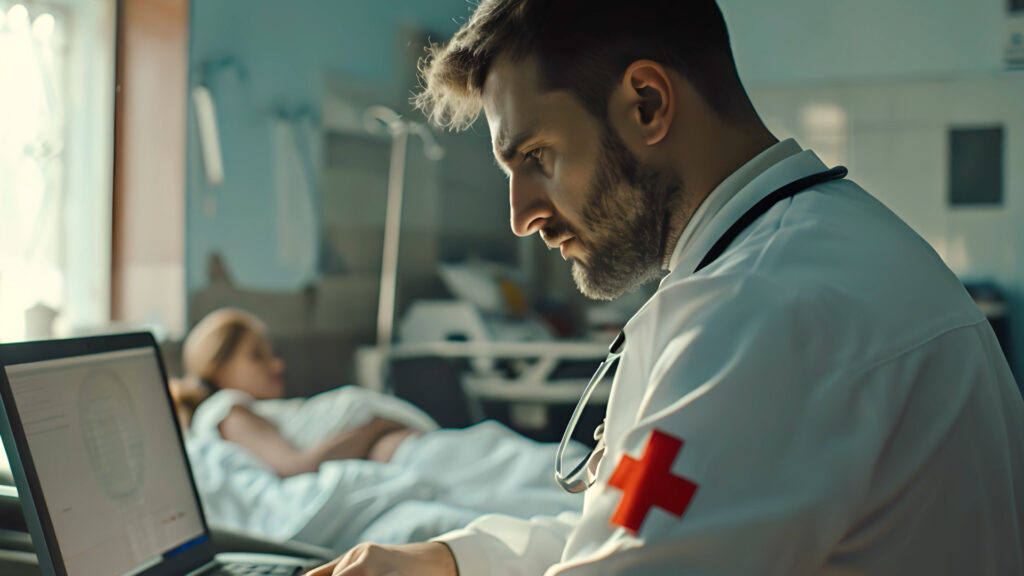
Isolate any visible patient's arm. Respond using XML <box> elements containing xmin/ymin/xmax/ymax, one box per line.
<box><xmin>218</xmin><ymin>405</ymin><xmax>321</xmax><ymax>477</ymax></box>
<box><xmin>309</xmin><ymin>417</ymin><xmax>408</xmax><ymax>464</ymax></box>
<box><xmin>367</xmin><ymin>427</ymin><xmax>421</xmax><ymax>463</ymax></box>
<box><xmin>218</xmin><ymin>406</ymin><xmax>413</xmax><ymax>476</ymax></box>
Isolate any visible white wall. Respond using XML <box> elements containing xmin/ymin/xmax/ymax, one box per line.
<box><xmin>751</xmin><ymin>75</ymin><xmax>1022</xmax><ymax>278</ymax></box>
<box><xmin>720</xmin><ymin>0</ymin><xmax>1024</xmax><ymax>375</ymax></box>
<box><xmin>721</xmin><ymin>0</ymin><xmax>1006</xmax><ymax>82</ymax></box>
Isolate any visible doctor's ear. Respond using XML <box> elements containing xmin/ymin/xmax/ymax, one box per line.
<box><xmin>617</xmin><ymin>60</ymin><xmax>675</xmax><ymax>146</ymax></box>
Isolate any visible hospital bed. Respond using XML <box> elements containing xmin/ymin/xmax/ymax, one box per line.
<box><xmin>377</xmin><ymin>340</ymin><xmax>612</xmax><ymax>401</ymax></box>
<box><xmin>359</xmin><ymin>339</ymin><xmax>613</xmax><ymax>440</ymax></box>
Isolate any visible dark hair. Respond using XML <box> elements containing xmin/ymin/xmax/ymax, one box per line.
<box><xmin>415</xmin><ymin>0</ymin><xmax>751</xmax><ymax>130</ymax></box>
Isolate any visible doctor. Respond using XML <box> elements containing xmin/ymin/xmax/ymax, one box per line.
<box><xmin>308</xmin><ymin>1</ymin><xmax>1024</xmax><ymax>574</ymax></box>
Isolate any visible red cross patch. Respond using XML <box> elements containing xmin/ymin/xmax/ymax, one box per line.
<box><xmin>607</xmin><ymin>429</ymin><xmax>698</xmax><ymax>535</ymax></box>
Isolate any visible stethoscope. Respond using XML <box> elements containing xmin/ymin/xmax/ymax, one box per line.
<box><xmin>555</xmin><ymin>165</ymin><xmax>848</xmax><ymax>493</ymax></box>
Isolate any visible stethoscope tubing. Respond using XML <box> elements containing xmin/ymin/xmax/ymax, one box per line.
<box><xmin>554</xmin><ymin>342</ymin><xmax>623</xmax><ymax>493</ymax></box>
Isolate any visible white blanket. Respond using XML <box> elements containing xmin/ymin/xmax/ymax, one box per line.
<box><xmin>190</xmin><ymin>385</ymin><xmax>441</xmax><ymax>449</ymax></box>
<box><xmin>185</xmin><ymin>387</ymin><xmax>586</xmax><ymax>553</ymax></box>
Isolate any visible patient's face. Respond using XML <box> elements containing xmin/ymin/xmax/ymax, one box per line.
<box><xmin>216</xmin><ymin>332</ymin><xmax>286</xmax><ymax>399</ymax></box>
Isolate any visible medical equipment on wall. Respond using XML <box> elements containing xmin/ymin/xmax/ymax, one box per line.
<box><xmin>191</xmin><ymin>57</ymin><xmax>245</xmax><ymax>187</ymax></box>
<box><xmin>1004</xmin><ymin>2</ymin><xmax>1024</xmax><ymax>65</ymax></box>
<box><xmin>272</xmin><ymin>106</ymin><xmax>319</xmax><ymax>283</ymax></box>
<box><xmin>192</xmin><ymin>86</ymin><xmax>224</xmax><ymax>186</ymax></box>
<box><xmin>554</xmin><ymin>166</ymin><xmax>848</xmax><ymax>493</ymax></box>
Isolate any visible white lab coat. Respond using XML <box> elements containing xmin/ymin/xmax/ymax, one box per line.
<box><xmin>436</xmin><ymin>145</ymin><xmax>1024</xmax><ymax>575</ymax></box>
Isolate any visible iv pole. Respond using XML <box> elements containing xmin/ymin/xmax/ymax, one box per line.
<box><xmin>363</xmin><ymin>106</ymin><xmax>444</xmax><ymax>354</ymax></box>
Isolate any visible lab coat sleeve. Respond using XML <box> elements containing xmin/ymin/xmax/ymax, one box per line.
<box><xmin>549</xmin><ymin>275</ymin><xmax>896</xmax><ymax>575</ymax></box>
<box><xmin>433</xmin><ymin>511</ymin><xmax>580</xmax><ymax>576</ymax></box>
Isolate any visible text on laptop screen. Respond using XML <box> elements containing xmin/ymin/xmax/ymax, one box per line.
<box><xmin>4</xmin><ymin>347</ymin><xmax>205</xmax><ymax>576</ymax></box>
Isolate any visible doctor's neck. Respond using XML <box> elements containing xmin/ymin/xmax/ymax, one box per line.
<box><xmin>658</xmin><ymin>97</ymin><xmax>779</xmax><ymax>270</ymax></box>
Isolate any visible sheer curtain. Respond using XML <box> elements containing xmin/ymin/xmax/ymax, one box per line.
<box><xmin>0</xmin><ymin>0</ymin><xmax>115</xmax><ymax>342</ymax></box>
<box><xmin>0</xmin><ymin>3</ymin><xmax>64</xmax><ymax>341</ymax></box>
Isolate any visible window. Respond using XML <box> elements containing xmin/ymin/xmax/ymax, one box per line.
<box><xmin>949</xmin><ymin>126</ymin><xmax>1005</xmax><ymax>207</ymax></box>
<box><xmin>0</xmin><ymin>1</ymin><xmax>115</xmax><ymax>342</ymax></box>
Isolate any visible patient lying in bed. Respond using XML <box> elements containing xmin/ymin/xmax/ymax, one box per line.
<box><xmin>171</xmin><ymin>308</ymin><xmax>437</xmax><ymax>477</ymax></box>
<box><xmin>171</xmin><ymin>309</ymin><xmax>585</xmax><ymax>553</ymax></box>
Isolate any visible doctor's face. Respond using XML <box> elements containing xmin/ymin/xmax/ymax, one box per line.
<box><xmin>484</xmin><ymin>56</ymin><xmax>683</xmax><ymax>300</ymax></box>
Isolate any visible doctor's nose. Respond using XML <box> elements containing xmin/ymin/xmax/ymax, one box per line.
<box><xmin>509</xmin><ymin>175</ymin><xmax>554</xmax><ymax>237</ymax></box>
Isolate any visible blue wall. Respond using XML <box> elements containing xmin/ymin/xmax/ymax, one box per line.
<box><xmin>186</xmin><ymin>0</ymin><xmax>473</xmax><ymax>292</ymax></box>
<box><xmin>189</xmin><ymin>0</ymin><xmax>1010</xmax><ymax>291</ymax></box>
<box><xmin>188</xmin><ymin>0</ymin><xmax>1021</xmax><ymax>374</ymax></box>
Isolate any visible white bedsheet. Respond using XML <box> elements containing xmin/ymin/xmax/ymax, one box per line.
<box><xmin>187</xmin><ymin>416</ymin><xmax>586</xmax><ymax>553</ymax></box>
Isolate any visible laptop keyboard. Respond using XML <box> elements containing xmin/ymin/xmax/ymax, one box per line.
<box><xmin>205</xmin><ymin>562</ymin><xmax>305</xmax><ymax>576</ymax></box>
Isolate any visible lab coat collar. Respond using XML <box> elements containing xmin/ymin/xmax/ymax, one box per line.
<box><xmin>664</xmin><ymin>146</ymin><xmax>831</xmax><ymax>285</ymax></box>
<box><xmin>666</xmin><ymin>139</ymin><xmax>803</xmax><ymax>272</ymax></box>
<box><xmin>616</xmin><ymin>142</ymin><xmax>825</xmax><ymax>370</ymax></box>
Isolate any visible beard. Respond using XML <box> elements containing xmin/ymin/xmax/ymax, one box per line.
<box><xmin>544</xmin><ymin>127</ymin><xmax>687</xmax><ymax>301</ymax></box>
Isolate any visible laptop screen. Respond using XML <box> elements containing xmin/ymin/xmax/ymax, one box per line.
<box><xmin>3</xmin><ymin>346</ymin><xmax>206</xmax><ymax>576</ymax></box>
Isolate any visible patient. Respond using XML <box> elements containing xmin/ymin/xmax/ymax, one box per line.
<box><xmin>171</xmin><ymin>308</ymin><xmax>436</xmax><ymax>477</ymax></box>
<box><xmin>172</xmin><ymin>309</ymin><xmax>585</xmax><ymax>552</ymax></box>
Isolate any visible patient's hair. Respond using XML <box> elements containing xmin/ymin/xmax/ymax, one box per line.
<box><xmin>182</xmin><ymin>307</ymin><xmax>268</xmax><ymax>384</ymax></box>
<box><xmin>170</xmin><ymin>308</ymin><xmax>268</xmax><ymax>425</ymax></box>
<box><xmin>167</xmin><ymin>376</ymin><xmax>212</xmax><ymax>429</ymax></box>
<box><xmin>414</xmin><ymin>0</ymin><xmax>750</xmax><ymax>130</ymax></box>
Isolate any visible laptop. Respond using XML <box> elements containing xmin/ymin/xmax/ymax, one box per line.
<box><xmin>0</xmin><ymin>332</ymin><xmax>323</xmax><ymax>576</ymax></box>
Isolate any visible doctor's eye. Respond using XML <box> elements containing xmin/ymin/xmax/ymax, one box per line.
<box><xmin>524</xmin><ymin>147</ymin><xmax>546</xmax><ymax>163</ymax></box>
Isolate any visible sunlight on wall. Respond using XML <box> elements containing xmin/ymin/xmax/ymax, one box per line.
<box><xmin>800</xmin><ymin>103</ymin><xmax>849</xmax><ymax>168</ymax></box>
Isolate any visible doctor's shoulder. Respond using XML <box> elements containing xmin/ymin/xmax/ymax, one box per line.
<box><xmin>639</xmin><ymin>272</ymin><xmax>849</xmax><ymax>374</ymax></box>
<box><xmin>636</xmin><ymin>262</ymin><xmax>934</xmax><ymax>393</ymax></box>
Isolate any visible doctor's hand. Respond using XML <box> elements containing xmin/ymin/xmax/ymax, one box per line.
<box><xmin>304</xmin><ymin>542</ymin><xmax>458</xmax><ymax>576</ymax></box>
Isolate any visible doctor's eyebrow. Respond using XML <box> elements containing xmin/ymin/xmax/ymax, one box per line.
<box><xmin>494</xmin><ymin>128</ymin><xmax>539</xmax><ymax>167</ymax></box>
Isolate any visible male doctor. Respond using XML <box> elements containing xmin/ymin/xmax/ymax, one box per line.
<box><xmin>308</xmin><ymin>0</ymin><xmax>1024</xmax><ymax>574</ymax></box>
